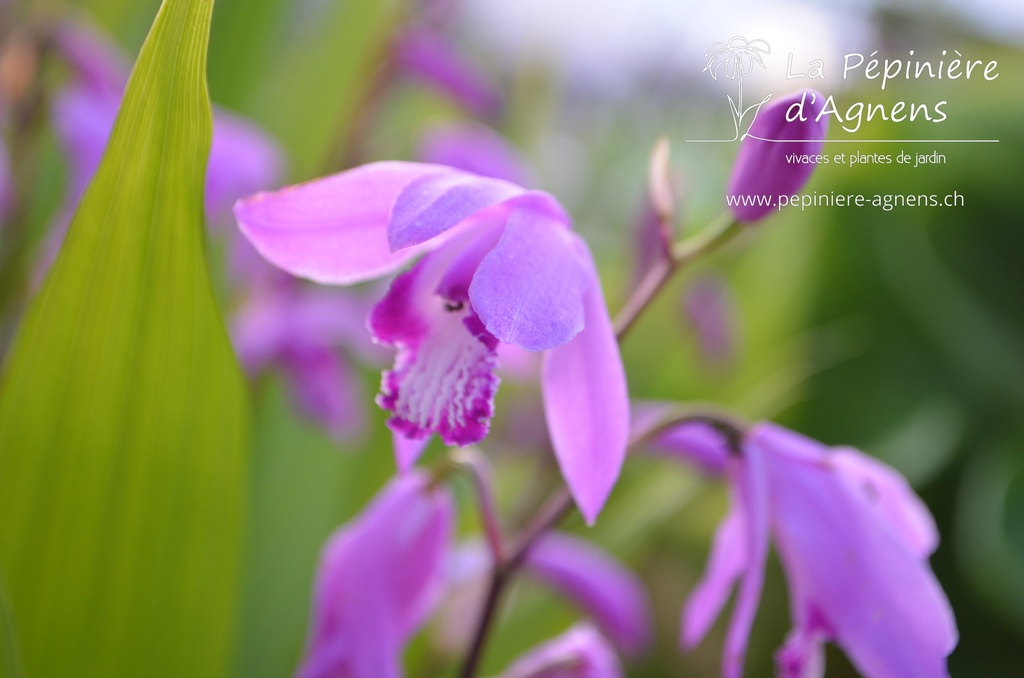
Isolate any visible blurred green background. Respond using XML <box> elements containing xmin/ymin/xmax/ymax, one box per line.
<box><xmin>2</xmin><ymin>0</ymin><xmax>1023</xmax><ymax>676</ymax></box>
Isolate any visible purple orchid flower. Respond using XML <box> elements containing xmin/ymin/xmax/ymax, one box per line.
<box><xmin>295</xmin><ymin>471</ymin><xmax>454</xmax><ymax>678</ymax></box>
<box><xmin>231</xmin><ymin>281</ymin><xmax>385</xmax><ymax>442</ymax></box>
<box><xmin>235</xmin><ymin>162</ymin><xmax>629</xmax><ymax>523</ymax></box>
<box><xmin>655</xmin><ymin>420</ymin><xmax>957</xmax><ymax>677</ymax></box>
<box><xmin>727</xmin><ymin>89</ymin><xmax>828</xmax><ymax>222</ymax></box>
<box><xmin>497</xmin><ymin>624</ymin><xmax>623</xmax><ymax>678</ymax></box>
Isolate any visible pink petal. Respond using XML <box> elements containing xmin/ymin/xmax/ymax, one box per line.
<box><xmin>721</xmin><ymin>444</ymin><xmax>771</xmax><ymax>678</ymax></box>
<box><xmin>526</xmin><ymin>533</ymin><xmax>652</xmax><ymax>654</ymax></box>
<box><xmin>753</xmin><ymin>424</ymin><xmax>957</xmax><ymax>678</ymax></box>
<box><xmin>498</xmin><ymin>624</ymin><xmax>623</xmax><ymax>678</ymax></box>
<box><xmin>541</xmin><ymin>254</ymin><xmax>629</xmax><ymax>525</ymax></box>
<box><xmin>387</xmin><ymin>169</ymin><xmax>524</xmax><ymax>251</ymax></box>
<box><xmin>469</xmin><ymin>198</ymin><xmax>590</xmax><ymax>351</ymax></box>
<box><xmin>681</xmin><ymin>498</ymin><xmax>747</xmax><ymax>650</ymax></box>
<box><xmin>393</xmin><ymin>431</ymin><xmax>432</xmax><ymax>474</ymax></box>
<box><xmin>831</xmin><ymin>447</ymin><xmax>939</xmax><ymax>558</ymax></box>
<box><xmin>296</xmin><ymin>473</ymin><xmax>453</xmax><ymax>678</ymax></box>
<box><xmin>651</xmin><ymin>421</ymin><xmax>731</xmax><ymax>477</ymax></box>
<box><xmin>235</xmin><ymin>162</ymin><xmax>443</xmax><ymax>285</ymax></box>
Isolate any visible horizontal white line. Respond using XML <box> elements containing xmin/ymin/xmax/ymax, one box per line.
<box><xmin>685</xmin><ymin>138</ymin><xmax>1000</xmax><ymax>143</ymax></box>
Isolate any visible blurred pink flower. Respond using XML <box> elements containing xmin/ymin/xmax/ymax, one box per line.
<box><xmin>667</xmin><ymin>421</ymin><xmax>957</xmax><ymax>678</ymax></box>
<box><xmin>295</xmin><ymin>472</ymin><xmax>454</xmax><ymax>678</ymax></box>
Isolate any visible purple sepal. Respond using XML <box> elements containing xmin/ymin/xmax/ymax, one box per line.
<box><xmin>294</xmin><ymin>472</ymin><xmax>454</xmax><ymax>678</ymax></box>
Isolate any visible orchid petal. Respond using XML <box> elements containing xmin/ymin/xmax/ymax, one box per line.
<box><xmin>369</xmin><ymin>235</ymin><xmax>500</xmax><ymax>447</ymax></box>
<box><xmin>387</xmin><ymin>169</ymin><xmax>524</xmax><ymax>251</ymax></box>
<box><xmin>753</xmin><ymin>424</ymin><xmax>957</xmax><ymax>678</ymax></box>
<box><xmin>832</xmin><ymin>447</ymin><xmax>939</xmax><ymax>558</ymax></box>
<box><xmin>393</xmin><ymin>431</ymin><xmax>432</xmax><ymax>474</ymax></box>
<box><xmin>541</xmin><ymin>255</ymin><xmax>629</xmax><ymax>525</ymax></box>
<box><xmin>681</xmin><ymin>498</ymin><xmax>747</xmax><ymax>649</ymax></box>
<box><xmin>722</xmin><ymin>443</ymin><xmax>770</xmax><ymax>678</ymax></box>
<box><xmin>235</xmin><ymin>161</ymin><xmax>443</xmax><ymax>285</ymax></box>
<box><xmin>470</xmin><ymin>199</ymin><xmax>589</xmax><ymax>350</ymax></box>
<box><xmin>296</xmin><ymin>473</ymin><xmax>453</xmax><ymax>678</ymax></box>
<box><xmin>775</xmin><ymin>623</ymin><xmax>827</xmax><ymax>678</ymax></box>
<box><xmin>498</xmin><ymin>624</ymin><xmax>623</xmax><ymax>678</ymax></box>
<box><xmin>526</xmin><ymin>532</ymin><xmax>652</xmax><ymax>654</ymax></box>
<box><xmin>652</xmin><ymin>421</ymin><xmax>731</xmax><ymax>477</ymax></box>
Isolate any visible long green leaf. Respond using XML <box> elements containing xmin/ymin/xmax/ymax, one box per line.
<box><xmin>0</xmin><ymin>1</ymin><xmax>247</xmax><ymax>676</ymax></box>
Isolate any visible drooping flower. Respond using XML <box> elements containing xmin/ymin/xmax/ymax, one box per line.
<box><xmin>656</xmin><ymin>420</ymin><xmax>957</xmax><ymax>677</ymax></box>
<box><xmin>726</xmin><ymin>89</ymin><xmax>828</xmax><ymax>222</ymax></box>
<box><xmin>295</xmin><ymin>471</ymin><xmax>454</xmax><ymax>678</ymax></box>
<box><xmin>496</xmin><ymin>624</ymin><xmax>623</xmax><ymax>678</ymax></box>
<box><xmin>235</xmin><ymin>161</ymin><xmax>629</xmax><ymax>523</ymax></box>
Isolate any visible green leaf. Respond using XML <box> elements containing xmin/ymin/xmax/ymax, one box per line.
<box><xmin>0</xmin><ymin>1</ymin><xmax>248</xmax><ymax>676</ymax></box>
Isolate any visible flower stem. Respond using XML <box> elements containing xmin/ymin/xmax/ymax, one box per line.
<box><xmin>615</xmin><ymin>211</ymin><xmax>741</xmax><ymax>341</ymax></box>
<box><xmin>451</xmin><ymin>449</ymin><xmax>506</xmax><ymax>565</ymax></box>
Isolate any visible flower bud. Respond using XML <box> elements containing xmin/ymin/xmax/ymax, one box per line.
<box><xmin>726</xmin><ymin>89</ymin><xmax>828</xmax><ymax>222</ymax></box>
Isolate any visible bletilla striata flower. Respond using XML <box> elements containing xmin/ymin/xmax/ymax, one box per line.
<box><xmin>653</xmin><ymin>420</ymin><xmax>957</xmax><ymax>678</ymax></box>
<box><xmin>726</xmin><ymin>89</ymin><xmax>828</xmax><ymax>222</ymax></box>
<box><xmin>295</xmin><ymin>472</ymin><xmax>454</xmax><ymax>678</ymax></box>
<box><xmin>235</xmin><ymin>162</ymin><xmax>629</xmax><ymax>523</ymax></box>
